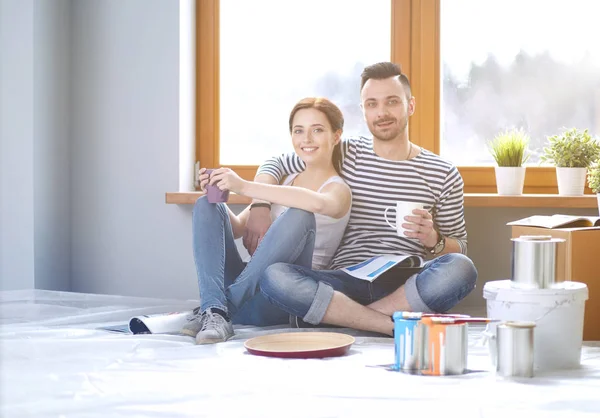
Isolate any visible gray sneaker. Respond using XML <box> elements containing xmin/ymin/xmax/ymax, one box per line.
<box><xmin>181</xmin><ymin>309</ymin><xmax>205</xmax><ymax>337</ymax></box>
<box><xmin>195</xmin><ymin>308</ymin><xmax>234</xmax><ymax>345</ymax></box>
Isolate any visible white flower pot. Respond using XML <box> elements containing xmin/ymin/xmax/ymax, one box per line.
<box><xmin>597</xmin><ymin>193</ymin><xmax>600</xmax><ymax>216</ymax></box>
<box><xmin>556</xmin><ymin>167</ymin><xmax>587</xmax><ymax>196</ymax></box>
<box><xmin>494</xmin><ymin>166</ymin><xmax>526</xmax><ymax>195</ymax></box>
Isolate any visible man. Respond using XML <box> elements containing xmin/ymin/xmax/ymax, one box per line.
<box><xmin>246</xmin><ymin>62</ymin><xmax>477</xmax><ymax>336</ymax></box>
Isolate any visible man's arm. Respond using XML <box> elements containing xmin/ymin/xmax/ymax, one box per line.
<box><xmin>243</xmin><ymin>153</ymin><xmax>305</xmax><ymax>255</ymax></box>
<box><xmin>227</xmin><ymin>205</ymin><xmax>249</xmax><ymax>239</ymax></box>
<box><xmin>432</xmin><ymin>167</ymin><xmax>468</xmax><ymax>255</ymax></box>
<box><xmin>244</xmin><ymin>140</ymin><xmax>354</xmax><ymax>255</ymax></box>
<box><xmin>255</xmin><ymin>152</ymin><xmax>306</xmax><ymax>185</ymax></box>
<box><xmin>254</xmin><ymin>138</ymin><xmax>353</xmax><ymax>183</ymax></box>
<box><xmin>242</xmin><ymin>174</ymin><xmax>275</xmax><ymax>256</ymax></box>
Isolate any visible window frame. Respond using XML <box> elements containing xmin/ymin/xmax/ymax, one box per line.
<box><xmin>196</xmin><ymin>0</ymin><xmax>573</xmax><ymax>194</ymax></box>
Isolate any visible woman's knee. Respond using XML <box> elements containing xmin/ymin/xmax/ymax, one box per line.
<box><xmin>281</xmin><ymin>208</ymin><xmax>316</xmax><ymax>230</ymax></box>
<box><xmin>193</xmin><ymin>196</ymin><xmax>227</xmax><ymax>219</ymax></box>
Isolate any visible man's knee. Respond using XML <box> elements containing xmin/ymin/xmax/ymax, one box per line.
<box><xmin>442</xmin><ymin>253</ymin><xmax>478</xmax><ymax>291</ymax></box>
<box><xmin>413</xmin><ymin>253</ymin><xmax>478</xmax><ymax>312</ymax></box>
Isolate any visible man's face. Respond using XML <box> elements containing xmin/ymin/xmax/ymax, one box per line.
<box><xmin>360</xmin><ymin>76</ymin><xmax>415</xmax><ymax>141</ymax></box>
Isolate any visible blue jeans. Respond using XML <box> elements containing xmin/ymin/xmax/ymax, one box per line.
<box><xmin>260</xmin><ymin>250</ymin><xmax>478</xmax><ymax>325</ymax></box>
<box><xmin>192</xmin><ymin>197</ymin><xmax>316</xmax><ymax>326</ymax></box>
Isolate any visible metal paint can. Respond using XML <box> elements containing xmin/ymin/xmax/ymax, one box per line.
<box><xmin>496</xmin><ymin>321</ymin><xmax>535</xmax><ymax>378</ymax></box>
<box><xmin>511</xmin><ymin>235</ymin><xmax>565</xmax><ymax>289</ymax></box>
<box><xmin>420</xmin><ymin>316</ymin><xmax>468</xmax><ymax>376</ymax></box>
<box><xmin>392</xmin><ymin>312</ymin><xmax>423</xmax><ymax>371</ymax></box>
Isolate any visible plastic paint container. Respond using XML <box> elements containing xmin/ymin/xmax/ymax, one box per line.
<box><xmin>484</xmin><ymin>280</ymin><xmax>588</xmax><ymax>371</ymax></box>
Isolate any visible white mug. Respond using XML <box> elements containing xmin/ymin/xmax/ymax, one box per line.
<box><xmin>384</xmin><ymin>201</ymin><xmax>425</xmax><ymax>237</ymax></box>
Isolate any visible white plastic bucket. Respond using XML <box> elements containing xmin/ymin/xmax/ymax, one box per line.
<box><xmin>483</xmin><ymin>280</ymin><xmax>588</xmax><ymax>372</ymax></box>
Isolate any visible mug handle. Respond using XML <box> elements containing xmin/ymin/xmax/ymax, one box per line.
<box><xmin>384</xmin><ymin>206</ymin><xmax>396</xmax><ymax>230</ymax></box>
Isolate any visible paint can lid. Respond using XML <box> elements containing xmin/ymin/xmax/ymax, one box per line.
<box><xmin>392</xmin><ymin>311</ymin><xmax>421</xmax><ymax>321</ymax></box>
<box><xmin>501</xmin><ymin>320</ymin><xmax>536</xmax><ymax>328</ymax></box>
<box><xmin>511</xmin><ymin>235</ymin><xmax>566</xmax><ymax>243</ymax></box>
<box><xmin>430</xmin><ymin>317</ymin><xmax>459</xmax><ymax>324</ymax></box>
<box><xmin>519</xmin><ymin>235</ymin><xmax>553</xmax><ymax>241</ymax></box>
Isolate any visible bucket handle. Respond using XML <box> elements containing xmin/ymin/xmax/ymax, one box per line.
<box><xmin>484</xmin><ymin>299</ymin><xmax>565</xmax><ymax>346</ymax></box>
<box><xmin>479</xmin><ymin>326</ymin><xmax>496</xmax><ymax>347</ymax></box>
<box><xmin>531</xmin><ymin>299</ymin><xmax>570</xmax><ymax>323</ymax></box>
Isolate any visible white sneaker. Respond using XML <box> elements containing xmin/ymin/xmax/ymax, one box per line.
<box><xmin>195</xmin><ymin>308</ymin><xmax>234</xmax><ymax>345</ymax></box>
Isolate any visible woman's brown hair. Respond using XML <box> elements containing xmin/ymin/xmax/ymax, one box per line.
<box><xmin>288</xmin><ymin>97</ymin><xmax>344</xmax><ymax>175</ymax></box>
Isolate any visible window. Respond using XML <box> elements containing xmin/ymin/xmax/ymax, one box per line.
<box><xmin>196</xmin><ymin>0</ymin><xmax>598</xmax><ymax>193</ymax></box>
<box><xmin>440</xmin><ymin>0</ymin><xmax>600</xmax><ymax>166</ymax></box>
<box><xmin>219</xmin><ymin>0</ymin><xmax>390</xmax><ymax>165</ymax></box>
<box><xmin>197</xmin><ymin>0</ymin><xmax>408</xmax><ymax>182</ymax></box>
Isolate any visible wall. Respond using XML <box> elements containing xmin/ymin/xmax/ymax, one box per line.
<box><xmin>0</xmin><ymin>0</ymin><xmax>35</xmax><ymax>290</ymax></box>
<box><xmin>33</xmin><ymin>0</ymin><xmax>71</xmax><ymax>291</ymax></box>
<box><xmin>69</xmin><ymin>0</ymin><xmax>197</xmax><ymax>298</ymax></box>
<box><xmin>0</xmin><ymin>0</ymin><xmax>70</xmax><ymax>291</ymax></box>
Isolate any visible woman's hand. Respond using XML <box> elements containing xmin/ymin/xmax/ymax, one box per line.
<box><xmin>197</xmin><ymin>167</ymin><xmax>210</xmax><ymax>192</ymax></box>
<box><xmin>209</xmin><ymin>168</ymin><xmax>248</xmax><ymax>194</ymax></box>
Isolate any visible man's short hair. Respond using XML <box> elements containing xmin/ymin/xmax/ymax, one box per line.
<box><xmin>360</xmin><ymin>62</ymin><xmax>412</xmax><ymax>100</ymax></box>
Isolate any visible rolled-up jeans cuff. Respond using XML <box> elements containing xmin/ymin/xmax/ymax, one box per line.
<box><xmin>303</xmin><ymin>281</ymin><xmax>334</xmax><ymax>325</ymax></box>
<box><xmin>404</xmin><ymin>274</ymin><xmax>433</xmax><ymax>313</ymax></box>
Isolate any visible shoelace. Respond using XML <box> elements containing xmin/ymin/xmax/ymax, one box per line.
<box><xmin>186</xmin><ymin>309</ymin><xmax>204</xmax><ymax>324</ymax></box>
<box><xmin>200</xmin><ymin>310</ymin><xmax>223</xmax><ymax>332</ymax></box>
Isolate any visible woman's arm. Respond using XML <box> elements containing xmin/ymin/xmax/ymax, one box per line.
<box><xmin>211</xmin><ymin>168</ymin><xmax>351</xmax><ymax>219</ymax></box>
<box><xmin>241</xmin><ymin>181</ymin><xmax>351</xmax><ymax>219</ymax></box>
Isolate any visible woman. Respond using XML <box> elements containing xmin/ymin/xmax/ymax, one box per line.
<box><xmin>184</xmin><ymin>97</ymin><xmax>352</xmax><ymax>344</ymax></box>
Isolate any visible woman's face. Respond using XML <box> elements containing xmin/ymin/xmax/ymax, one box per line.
<box><xmin>291</xmin><ymin>108</ymin><xmax>340</xmax><ymax>167</ymax></box>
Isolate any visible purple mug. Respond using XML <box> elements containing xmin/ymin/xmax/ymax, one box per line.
<box><xmin>204</xmin><ymin>169</ymin><xmax>230</xmax><ymax>203</ymax></box>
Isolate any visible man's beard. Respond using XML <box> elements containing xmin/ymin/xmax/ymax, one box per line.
<box><xmin>370</xmin><ymin>116</ymin><xmax>408</xmax><ymax>141</ymax></box>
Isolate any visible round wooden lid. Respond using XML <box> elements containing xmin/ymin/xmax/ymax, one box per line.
<box><xmin>244</xmin><ymin>331</ymin><xmax>355</xmax><ymax>359</ymax></box>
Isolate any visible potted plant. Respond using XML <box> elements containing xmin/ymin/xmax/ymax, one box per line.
<box><xmin>588</xmin><ymin>161</ymin><xmax>600</xmax><ymax>214</ymax></box>
<box><xmin>541</xmin><ymin>128</ymin><xmax>600</xmax><ymax>196</ymax></box>
<box><xmin>488</xmin><ymin>128</ymin><xmax>530</xmax><ymax>195</ymax></box>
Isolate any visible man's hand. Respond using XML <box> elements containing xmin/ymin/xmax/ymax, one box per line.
<box><xmin>402</xmin><ymin>209</ymin><xmax>438</xmax><ymax>248</ymax></box>
<box><xmin>209</xmin><ymin>168</ymin><xmax>248</xmax><ymax>194</ymax></box>
<box><xmin>243</xmin><ymin>206</ymin><xmax>272</xmax><ymax>256</ymax></box>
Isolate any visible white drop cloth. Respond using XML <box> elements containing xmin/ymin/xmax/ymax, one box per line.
<box><xmin>1</xmin><ymin>290</ymin><xmax>598</xmax><ymax>418</ymax></box>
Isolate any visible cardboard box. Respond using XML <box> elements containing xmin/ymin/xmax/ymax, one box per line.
<box><xmin>511</xmin><ymin>225</ymin><xmax>600</xmax><ymax>341</ymax></box>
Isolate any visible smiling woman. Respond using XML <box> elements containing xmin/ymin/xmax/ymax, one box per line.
<box><xmin>184</xmin><ymin>96</ymin><xmax>352</xmax><ymax>344</ymax></box>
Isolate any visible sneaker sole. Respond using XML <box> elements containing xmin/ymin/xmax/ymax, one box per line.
<box><xmin>180</xmin><ymin>329</ymin><xmax>199</xmax><ymax>337</ymax></box>
<box><xmin>196</xmin><ymin>338</ymin><xmax>226</xmax><ymax>345</ymax></box>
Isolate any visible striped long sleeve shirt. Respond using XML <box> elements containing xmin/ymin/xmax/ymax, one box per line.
<box><xmin>257</xmin><ymin>136</ymin><xmax>468</xmax><ymax>270</ymax></box>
